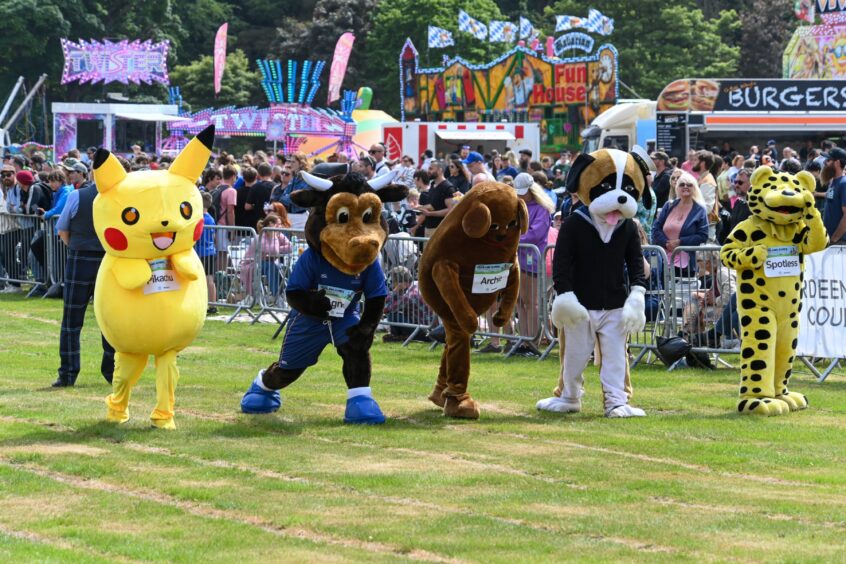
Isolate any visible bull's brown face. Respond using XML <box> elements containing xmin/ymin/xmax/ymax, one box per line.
<box><xmin>320</xmin><ymin>192</ymin><xmax>385</xmax><ymax>275</ymax></box>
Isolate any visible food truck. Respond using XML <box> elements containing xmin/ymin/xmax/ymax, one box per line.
<box><xmin>655</xmin><ymin>78</ymin><xmax>846</xmax><ymax>159</ymax></box>
<box><xmin>382</xmin><ymin>121</ymin><xmax>540</xmax><ymax>162</ymax></box>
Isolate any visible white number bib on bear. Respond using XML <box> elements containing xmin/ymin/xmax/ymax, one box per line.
<box><xmin>144</xmin><ymin>258</ymin><xmax>181</xmax><ymax>295</ymax></box>
<box><xmin>764</xmin><ymin>245</ymin><xmax>800</xmax><ymax>278</ymax></box>
<box><xmin>319</xmin><ymin>284</ymin><xmax>355</xmax><ymax>317</ymax></box>
<box><xmin>472</xmin><ymin>263</ymin><xmax>511</xmax><ymax>294</ymax></box>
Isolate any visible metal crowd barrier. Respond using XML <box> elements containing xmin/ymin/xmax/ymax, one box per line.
<box><xmin>0</xmin><ymin>212</ymin><xmax>48</xmax><ymax>296</ymax></box>
<box><xmin>251</xmin><ymin>227</ymin><xmax>306</xmax><ymax>328</ymax></box>
<box><xmin>202</xmin><ymin>225</ymin><xmax>261</xmax><ymax>323</ymax></box>
<box><xmin>668</xmin><ymin>245</ymin><xmax>741</xmax><ymax>365</ymax></box>
<box><xmin>44</xmin><ymin>217</ymin><xmax>67</xmax><ymax>288</ymax></box>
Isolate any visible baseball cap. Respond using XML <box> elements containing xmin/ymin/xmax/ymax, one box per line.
<box><xmin>513</xmin><ymin>172</ymin><xmax>534</xmax><ymax>196</ymax></box>
<box><xmin>462</xmin><ymin>151</ymin><xmax>484</xmax><ymax>165</ymax></box>
<box><xmin>767</xmin><ymin>139</ymin><xmax>777</xmax><ymax>146</ymax></box>
<box><xmin>72</xmin><ymin>163</ymin><xmax>88</xmax><ymax>174</ymax></box>
<box><xmin>15</xmin><ymin>170</ymin><xmax>34</xmax><ymax>186</ymax></box>
<box><xmin>460</xmin><ymin>144</ymin><xmax>471</xmax><ymax>150</ymax></box>
<box><xmin>62</xmin><ymin>157</ymin><xmax>80</xmax><ymax>171</ymax></box>
<box><xmin>519</xmin><ymin>148</ymin><xmax>532</xmax><ymax>157</ymax></box>
<box><xmin>822</xmin><ymin>147</ymin><xmax>846</xmax><ymax>163</ymax></box>
<box><xmin>651</xmin><ymin>151</ymin><xmax>669</xmax><ymax>162</ymax></box>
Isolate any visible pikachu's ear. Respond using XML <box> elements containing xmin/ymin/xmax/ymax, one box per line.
<box><xmin>169</xmin><ymin>124</ymin><xmax>215</xmax><ymax>183</ymax></box>
<box><xmin>92</xmin><ymin>148</ymin><xmax>127</xmax><ymax>194</ymax></box>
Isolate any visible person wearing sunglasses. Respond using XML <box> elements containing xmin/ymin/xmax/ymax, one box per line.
<box><xmin>651</xmin><ymin>171</ymin><xmax>709</xmax><ymax>278</ymax></box>
<box><xmin>368</xmin><ymin>144</ymin><xmax>390</xmax><ymax>176</ymax></box>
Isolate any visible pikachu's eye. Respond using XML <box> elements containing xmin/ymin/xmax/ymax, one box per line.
<box><xmin>121</xmin><ymin>207</ymin><xmax>139</xmax><ymax>225</ymax></box>
<box><xmin>180</xmin><ymin>202</ymin><xmax>193</xmax><ymax>220</ymax></box>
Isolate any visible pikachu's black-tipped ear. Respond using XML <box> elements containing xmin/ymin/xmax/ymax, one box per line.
<box><xmin>170</xmin><ymin>125</ymin><xmax>215</xmax><ymax>182</ymax></box>
<box><xmin>92</xmin><ymin>148</ymin><xmax>127</xmax><ymax>194</ymax></box>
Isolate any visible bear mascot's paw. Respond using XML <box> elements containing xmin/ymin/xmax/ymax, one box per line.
<box><xmin>621</xmin><ymin>286</ymin><xmax>647</xmax><ymax>335</ymax></box>
<box><xmin>444</xmin><ymin>394</ymin><xmax>481</xmax><ymax>419</ymax></box>
<box><xmin>240</xmin><ymin>371</ymin><xmax>282</xmax><ymax>414</ymax></box>
<box><xmin>536</xmin><ymin>396</ymin><xmax>581</xmax><ymax>413</ymax></box>
<box><xmin>776</xmin><ymin>391</ymin><xmax>809</xmax><ymax>411</ymax></box>
<box><xmin>606</xmin><ymin>405</ymin><xmax>647</xmax><ymax>418</ymax></box>
<box><xmin>736</xmin><ymin>397</ymin><xmax>790</xmax><ymax>416</ymax></box>
<box><xmin>551</xmin><ymin>291</ymin><xmax>589</xmax><ymax>329</ymax></box>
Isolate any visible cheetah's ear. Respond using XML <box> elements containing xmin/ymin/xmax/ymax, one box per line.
<box><xmin>795</xmin><ymin>170</ymin><xmax>816</xmax><ymax>194</ymax></box>
<box><xmin>750</xmin><ymin>165</ymin><xmax>774</xmax><ymax>187</ymax></box>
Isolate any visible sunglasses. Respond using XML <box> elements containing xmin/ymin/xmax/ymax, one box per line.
<box><xmin>281</xmin><ymin>171</ymin><xmax>292</xmax><ymax>177</ymax></box>
<box><xmin>0</xmin><ymin>172</ymin><xmax>13</xmax><ymax>178</ymax></box>
<box><xmin>677</xmin><ymin>182</ymin><xmax>694</xmax><ymax>188</ymax></box>
<box><xmin>368</xmin><ymin>149</ymin><xmax>383</xmax><ymax>154</ymax></box>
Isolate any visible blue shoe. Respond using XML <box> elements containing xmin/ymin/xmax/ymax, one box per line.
<box><xmin>240</xmin><ymin>379</ymin><xmax>282</xmax><ymax>414</ymax></box>
<box><xmin>344</xmin><ymin>395</ymin><xmax>386</xmax><ymax>424</ymax></box>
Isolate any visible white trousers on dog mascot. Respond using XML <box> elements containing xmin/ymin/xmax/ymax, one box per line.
<box><xmin>560</xmin><ymin>309</ymin><xmax>629</xmax><ymax>414</ymax></box>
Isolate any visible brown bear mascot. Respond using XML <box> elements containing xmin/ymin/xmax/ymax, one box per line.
<box><xmin>418</xmin><ymin>181</ymin><xmax>528</xmax><ymax>419</ymax></box>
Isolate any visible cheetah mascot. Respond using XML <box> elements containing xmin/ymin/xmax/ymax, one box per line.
<box><xmin>721</xmin><ymin>166</ymin><xmax>828</xmax><ymax>416</ymax></box>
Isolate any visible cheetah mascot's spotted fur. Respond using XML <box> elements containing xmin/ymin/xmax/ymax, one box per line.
<box><xmin>720</xmin><ymin>166</ymin><xmax>828</xmax><ymax>416</ymax></box>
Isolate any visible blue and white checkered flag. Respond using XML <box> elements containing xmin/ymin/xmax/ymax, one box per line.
<box><xmin>555</xmin><ymin>14</ymin><xmax>586</xmax><ymax>32</ymax></box>
<box><xmin>458</xmin><ymin>9</ymin><xmax>488</xmax><ymax>40</ymax></box>
<box><xmin>587</xmin><ymin>8</ymin><xmax>614</xmax><ymax>35</ymax></box>
<box><xmin>489</xmin><ymin>20</ymin><xmax>517</xmax><ymax>43</ymax></box>
<box><xmin>519</xmin><ymin>16</ymin><xmax>534</xmax><ymax>39</ymax></box>
<box><xmin>428</xmin><ymin>25</ymin><xmax>454</xmax><ymax>48</ymax></box>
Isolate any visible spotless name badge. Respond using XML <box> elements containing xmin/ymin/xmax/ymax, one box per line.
<box><xmin>472</xmin><ymin>263</ymin><xmax>511</xmax><ymax>294</ymax></box>
<box><xmin>144</xmin><ymin>258</ymin><xmax>181</xmax><ymax>295</ymax></box>
<box><xmin>764</xmin><ymin>245</ymin><xmax>800</xmax><ymax>278</ymax></box>
<box><xmin>319</xmin><ymin>284</ymin><xmax>355</xmax><ymax>317</ymax></box>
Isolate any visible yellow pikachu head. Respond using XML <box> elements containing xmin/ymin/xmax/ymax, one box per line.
<box><xmin>92</xmin><ymin>125</ymin><xmax>214</xmax><ymax>259</ymax></box>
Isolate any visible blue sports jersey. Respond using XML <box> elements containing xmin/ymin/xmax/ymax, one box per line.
<box><xmin>287</xmin><ymin>247</ymin><xmax>387</xmax><ymax>318</ymax></box>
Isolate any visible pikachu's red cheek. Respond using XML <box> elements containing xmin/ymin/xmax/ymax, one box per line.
<box><xmin>193</xmin><ymin>219</ymin><xmax>204</xmax><ymax>241</ymax></box>
<box><xmin>105</xmin><ymin>228</ymin><xmax>127</xmax><ymax>251</ymax></box>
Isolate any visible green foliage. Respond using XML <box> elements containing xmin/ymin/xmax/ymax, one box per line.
<box><xmin>172</xmin><ymin>0</ymin><xmax>235</xmax><ymax>63</ymax></box>
<box><xmin>169</xmin><ymin>49</ymin><xmax>261</xmax><ymax>110</ymax></box>
<box><xmin>362</xmin><ymin>0</ymin><xmax>507</xmax><ymax>111</ymax></box>
<box><xmin>545</xmin><ymin>0</ymin><xmax>741</xmax><ymax>99</ymax></box>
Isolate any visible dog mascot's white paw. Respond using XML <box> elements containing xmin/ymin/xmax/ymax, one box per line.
<box><xmin>621</xmin><ymin>285</ymin><xmax>646</xmax><ymax>335</ymax></box>
<box><xmin>551</xmin><ymin>291</ymin><xmax>589</xmax><ymax>329</ymax></box>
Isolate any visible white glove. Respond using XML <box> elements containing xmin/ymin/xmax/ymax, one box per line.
<box><xmin>621</xmin><ymin>285</ymin><xmax>646</xmax><ymax>335</ymax></box>
<box><xmin>551</xmin><ymin>291</ymin><xmax>589</xmax><ymax>329</ymax></box>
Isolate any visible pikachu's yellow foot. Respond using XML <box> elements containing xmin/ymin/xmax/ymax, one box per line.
<box><xmin>737</xmin><ymin>397</ymin><xmax>790</xmax><ymax>416</ymax></box>
<box><xmin>150</xmin><ymin>418</ymin><xmax>176</xmax><ymax>430</ymax></box>
<box><xmin>104</xmin><ymin>397</ymin><xmax>129</xmax><ymax>423</ymax></box>
<box><xmin>775</xmin><ymin>391</ymin><xmax>809</xmax><ymax>411</ymax></box>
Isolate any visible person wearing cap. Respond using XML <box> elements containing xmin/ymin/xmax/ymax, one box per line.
<box><xmin>463</xmin><ymin>151</ymin><xmax>493</xmax><ymax>186</ymax></box>
<box><xmin>513</xmin><ymin>173</ymin><xmax>555</xmax><ymax>357</ymax></box>
<box><xmin>518</xmin><ymin>148</ymin><xmax>532</xmax><ymax>172</ymax></box>
<box><xmin>764</xmin><ymin>139</ymin><xmax>778</xmax><ymax>163</ymax></box>
<box><xmin>63</xmin><ymin>159</ymin><xmax>88</xmax><ymax>190</ymax></box>
<box><xmin>822</xmin><ymin>147</ymin><xmax>846</xmax><ymax>244</ymax></box>
<box><xmin>0</xmin><ymin>164</ymin><xmax>22</xmax><ymax>290</ymax></box>
<box><xmin>9</xmin><ymin>170</ymin><xmax>51</xmax><ymax>292</ymax></box>
<box><xmin>458</xmin><ymin>145</ymin><xmax>471</xmax><ymax>161</ymax></box>
<box><xmin>52</xmin><ymin>163</ymin><xmax>115</xmax><ymax>387</ymax></box>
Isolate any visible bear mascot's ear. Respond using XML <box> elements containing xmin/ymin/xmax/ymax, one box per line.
<box><xmin>517</xmin><ymin>199</ymin><xmax>529</xmax><ymax>235</ymax></box>
<box><xmin>565</xmin><ymin>152</ymin><xmax>596</xmax><ymax>195</ymax></box>
<box><xmin>462</xmin><ymin>201</ymin><xmax>492</xmax><ymax>238</ymax></box>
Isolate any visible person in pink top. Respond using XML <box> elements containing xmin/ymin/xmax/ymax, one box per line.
<box><xmin>240</xmin><ymin>213</ymin><xmax>292</xmax><ymax>299</ymax></box>
<box><xmin>215</xmin><ymin>165</ymin><xmax>239</xmax><ymax>271</ymax></box>
<box><xmin>650</xmin><ymin>171</ymin><xmax>708</xmax><ymax>277</ymax></box>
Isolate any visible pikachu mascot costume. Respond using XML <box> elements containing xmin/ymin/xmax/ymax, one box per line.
<box><xmin>92</xmin><ymin>125</ymin><xmax>214</xmax><ymax>429</ymax></box>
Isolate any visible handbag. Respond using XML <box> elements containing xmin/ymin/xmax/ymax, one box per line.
<box><xmin>655</xmin><ymin>335</ymin><xmax>691</xmax><ymax>367</ymax></box>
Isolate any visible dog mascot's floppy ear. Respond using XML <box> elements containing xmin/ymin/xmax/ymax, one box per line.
<box><xmin>461</xmin><ymin>201</ymin><xmax>491</xmax><ymax>238</ymax></box>
<box><xmin>565</xmin><ymin>152</ymin><xmax>596</xmax><ymax>195</ymax></box>
<box><xmin>630</xmin><ymin>145</ymin><xmax>656</xmax><ymax>210</ymax></box>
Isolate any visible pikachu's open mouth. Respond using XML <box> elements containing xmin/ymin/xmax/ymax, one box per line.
<box><xmin>151</xmin><ymin>232</ymin><xmax>176</xmax><ymax>251</ymax></box>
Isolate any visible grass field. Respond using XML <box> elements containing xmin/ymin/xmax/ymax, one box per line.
<box><xmin>1</xmin><ymin>293</ymin><xmax>845</xmax><ymax>562</ymax></box>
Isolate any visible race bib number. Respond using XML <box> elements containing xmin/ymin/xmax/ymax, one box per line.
<box><xmin>764</xmin><ymin>245</ymin><xmax>800</xmax><ymax>278</ymax></box>
<box><xmin>319</xmin><ymin>284</ymin><xmax>355</xmax><ymax>318</ymax></box>
<box><xmin>144</xmin><ymin>258</ymin><xmax>181</xmax><ymax>295</ymax></box>
<box><xmin>472</xmin><ymin>263</ymin><xmax>511</xmax><ymax>294</ymax></box>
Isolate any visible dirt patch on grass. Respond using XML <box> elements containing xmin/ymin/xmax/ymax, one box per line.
<box><xmin>4</xmin><ymin>444</ymin><xmax>106</xmax><ymax>457</ymax></box>
<box><xmin>1</xmin><ymin>460</ymin><xmax>464</xmax><ymax>563</ymax></box>
<box><xmin>7</xmin><ymin>311</ymin><xmax>60</xmax><ymax>326</ymax></box>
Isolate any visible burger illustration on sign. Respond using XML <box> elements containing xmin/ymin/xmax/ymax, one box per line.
<box><xmin>657</xmin><ymin>79</ymin><xmax>719</xmax><ymax>112</ymax></box>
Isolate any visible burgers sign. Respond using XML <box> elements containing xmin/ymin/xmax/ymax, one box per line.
<box><xmin>658</xmin><ymin>78</ymin><xmax>846</xmax><ymax>113</ymax></box>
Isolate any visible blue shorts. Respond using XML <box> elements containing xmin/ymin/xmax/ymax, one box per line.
<box><xmin>278</xmin><ymin>310</ymin><xmax>359</xmax><ymax>370</ymax></box>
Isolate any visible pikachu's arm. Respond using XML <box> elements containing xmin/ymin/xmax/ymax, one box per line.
<box><xmin>106</xmin><ymin>255</ymin><xmax>152</xmax><ymax>290</ymax></box>
<box><xmin>170</xmin><ymin>249</ymin><xmax>202</xmax><ymax>281</ymax></box>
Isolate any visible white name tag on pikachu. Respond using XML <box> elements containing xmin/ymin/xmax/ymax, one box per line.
<box><xmin>319</xmin><ymin>284</ymin><xmax>355</xmax><ymax>318</ymax></box>
<box><xmin>144</xmin><ymin>258</ymin><xmax>182</xmax><ymax>295</ymax></box>
<box><xmin>472</xmin><ymin>263</ymin><xmax>511</xmax><ymax>294</ymax></box>
<box><xmin>764</xmin><ymin>245</ymin><xmax>800</xmax><ymax>278</ymax></box>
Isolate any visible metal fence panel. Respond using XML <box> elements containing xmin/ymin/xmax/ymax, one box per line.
<box><xmin>0</xmin><ymin>212</ymin><xmax>48</xmax><ymax>295</ymax></box>
<box><xmin>201</xmin><ymin>224</ymin><xmax>260</xmax><ymax>323</ymax></box>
